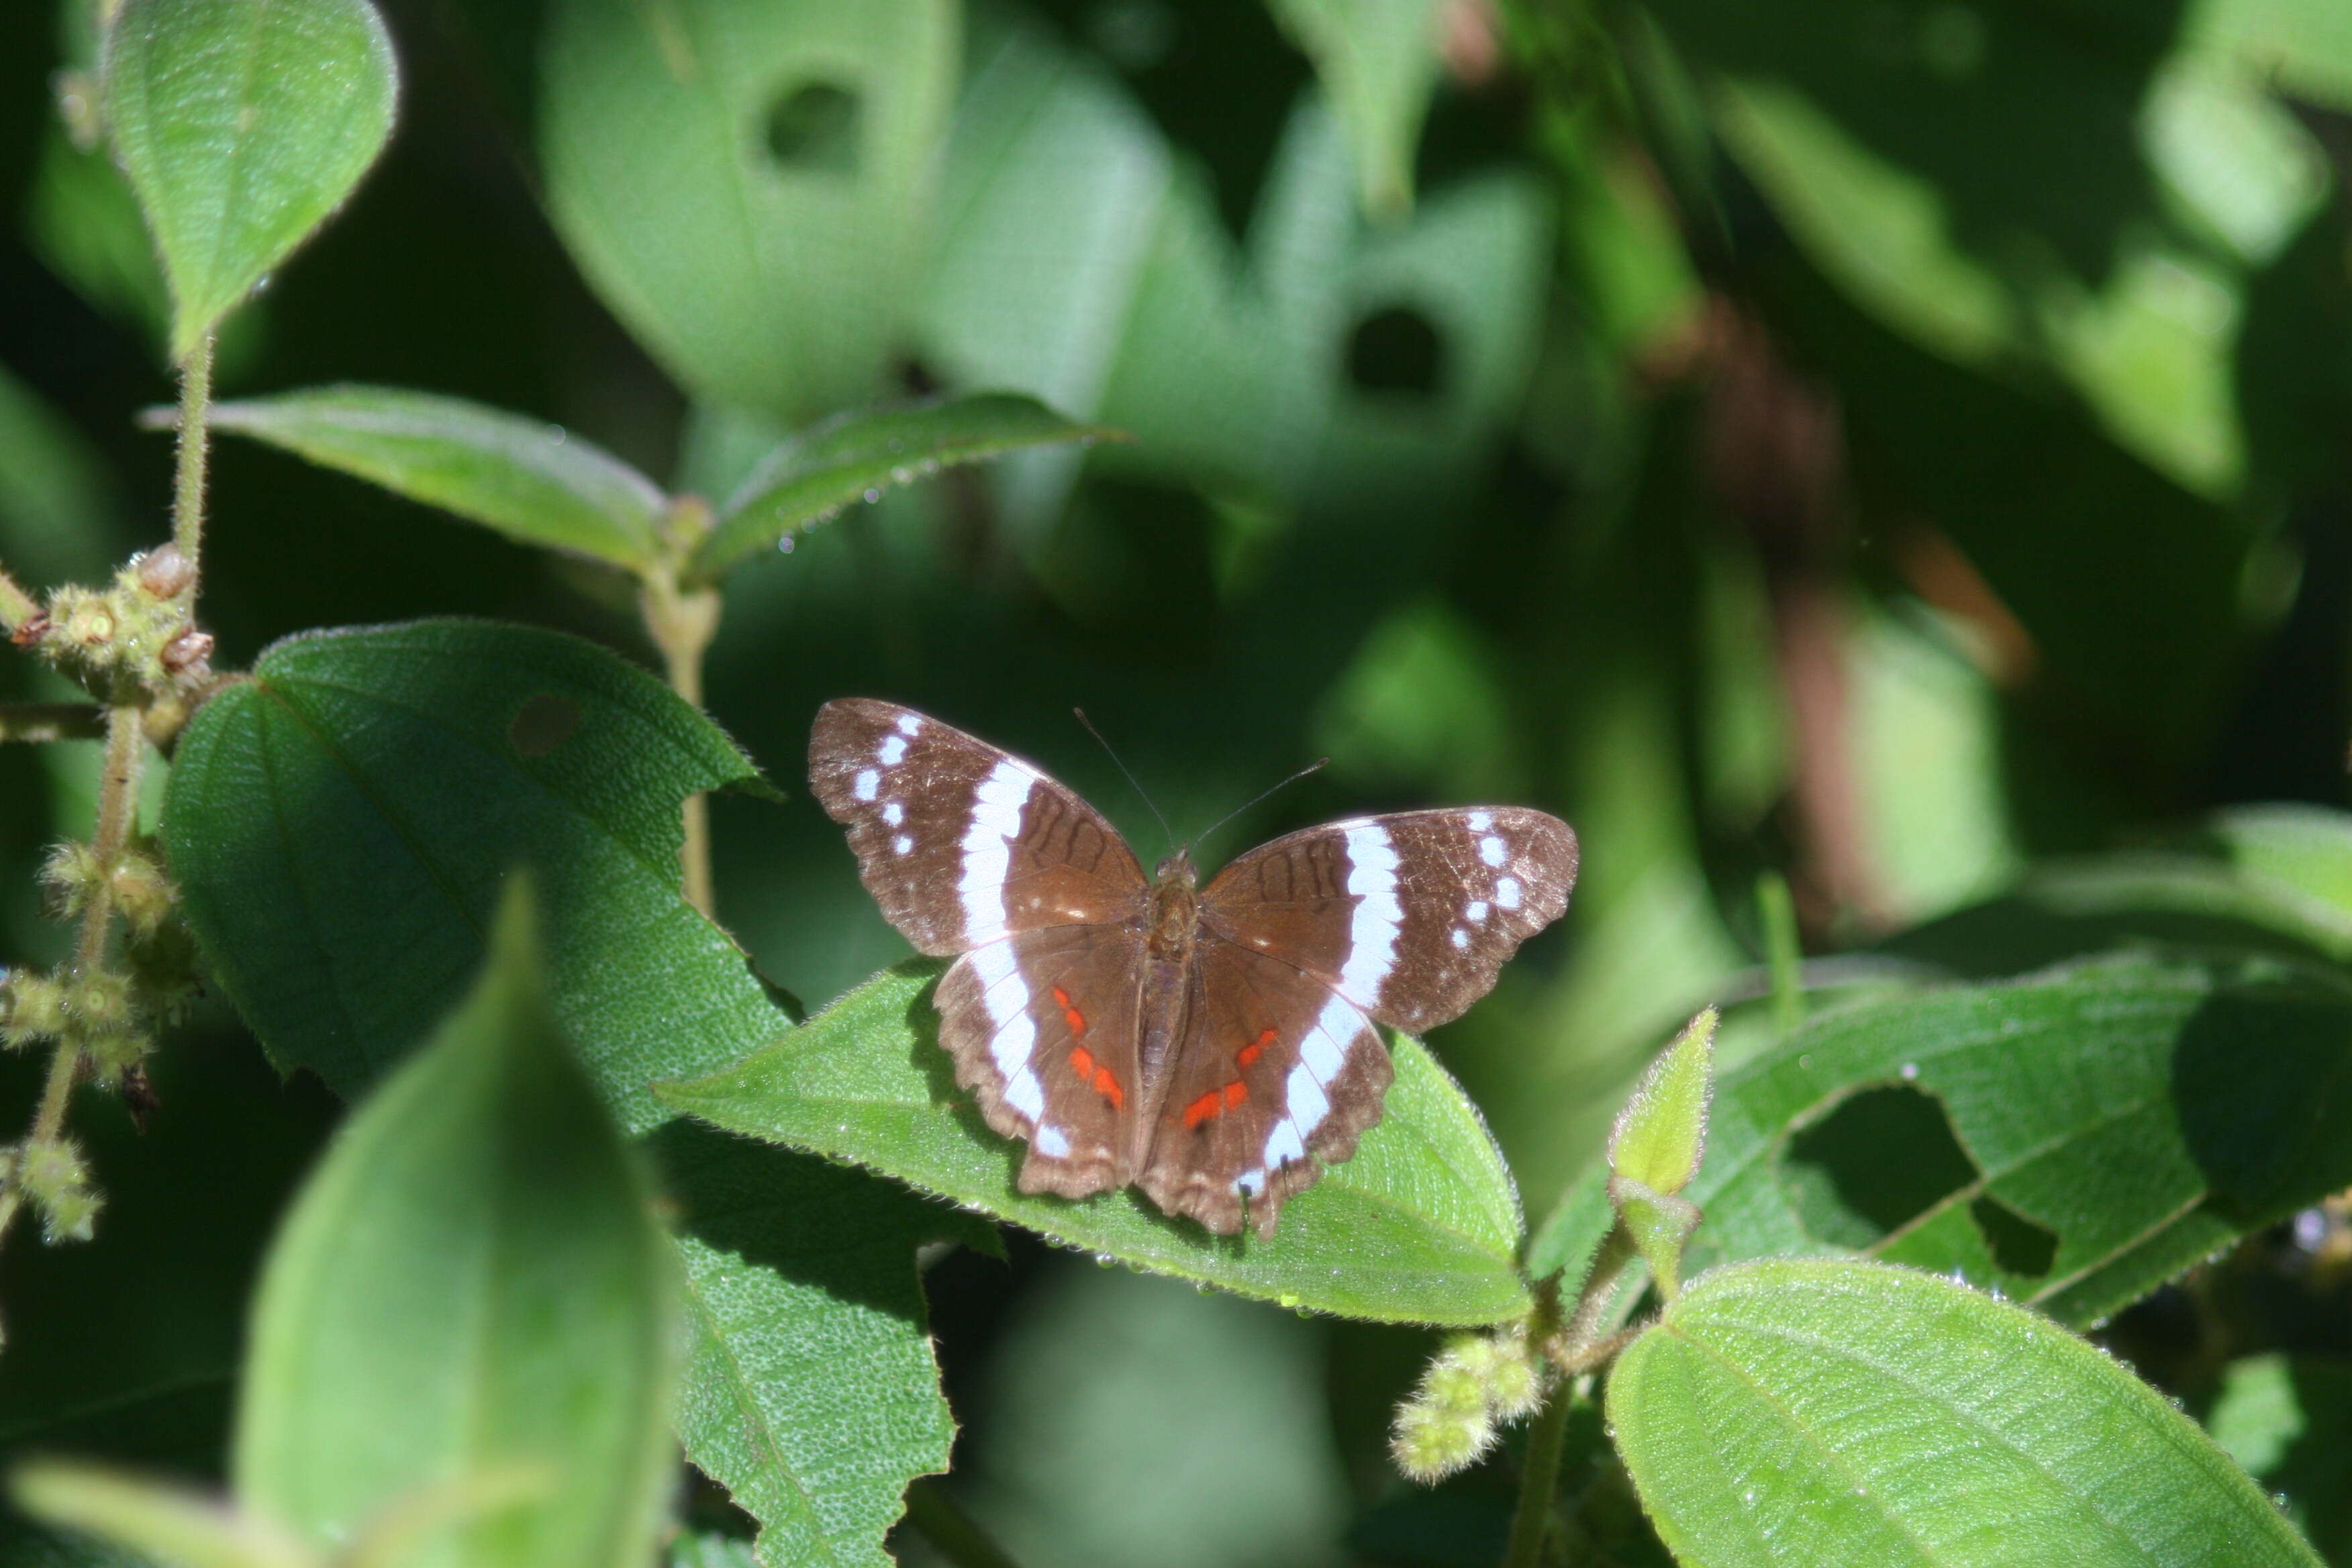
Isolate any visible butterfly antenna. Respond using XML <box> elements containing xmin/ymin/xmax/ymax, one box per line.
<box><xmin>1189</xmin><ymin>756</ymin><xmax>1329</xmax><ymax>856</ymax></box>
<box><xmin>1073</xmin><ymin>707</ymin><xmax>1176</xmax><ymax>856</ymax></box>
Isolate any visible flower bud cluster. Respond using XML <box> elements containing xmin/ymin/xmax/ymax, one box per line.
<box><xmin>1389</xmin><ymin>1326</ymin><xmax>1549</xmax><ymax>1482</ymax></box>
<box><xmin>0</xmin><ymin>961</ymin><xmax>153</xmax><ymax>1084</ymax></box>
<box><xmin>24</xmin><ymin>546</ymin><xmax>212</xmax><ymax>699</ymax></box>
<box><xmin>3</xmin><ymin>1136</ymin><xmax>102</xmax><ymax>1243</ymax></box>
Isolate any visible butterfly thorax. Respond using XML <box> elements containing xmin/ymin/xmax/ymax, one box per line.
<box><xmin>1146</xmin><ymin>849</ymin><xmax>1199</xmax><ymax>963</ymax></box>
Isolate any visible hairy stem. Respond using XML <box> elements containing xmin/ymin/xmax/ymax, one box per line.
<box><xmin>0</xmin><ymin>704</ymin><xmax>106</xmax><ymax>744</ymax></box>
<box><xmin>1502</xmin><ymin>1377</ymin><xmax>1575</xmax><ymax>1568</ymax></box>
<box><xmin>170</xmin><ymin>334</ymin><xmax>213</xmax><ymax>595</ymax></box>
<box><xmin>0</xmin><ymin>563</ymin><xmax>36</xmax><ymax>633</ymax></box>
<box><xmin>639</xmin><ymin>538</ymin><xmax>722</xmax><ymax>916</ymax></box>
<box><xmin>903</xmin><ymin>1479</ymin><xmax>1024</xmax><ymax>1568</ymax></box>
<box><xmin>0</xmin><ymin>702</ymin><xmax>144</xmax><ymax>1251</ymax></box>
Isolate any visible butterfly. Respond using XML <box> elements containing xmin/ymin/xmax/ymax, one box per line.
<box><xmin>809</xmin><ymin>699</ymin><xmax>1578</xmax><ymax>1237</ymax></box>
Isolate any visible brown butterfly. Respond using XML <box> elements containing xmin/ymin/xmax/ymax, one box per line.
<box><xmin>810</xmin><ymin>700</ymin><xmax>1577</xmax><ymax>1237</ymax></box>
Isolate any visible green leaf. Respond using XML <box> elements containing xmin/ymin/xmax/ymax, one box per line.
<box><xmin>201</xmin><ymin>386</ymin><xmax>667</xmax><ymax>571</ymax></box>
<box><xmin>651</xmin><ymin>1124</ymin><xmax>991</xmax><ymax>1568</ymax></box>
<box><xmin>2207</xmin><ymin>1355</ymin><xmax>2352</xmax><ymax>1561</ymax></box>
<box><xmin>234</xmin><ymin>883</ymin><xmax>677</xmax><ymax>1568</ymax></box>
<box><xmin>1608</xmin><ymin>1006</ymin><xmax>1716</xmax><ymax>1196</ymax></box>
<box><xmin>1683</xmin><ymin>955</ymin><xmax>2352</xmax><ymax>1326</ymax></box>
<box><xmin>1609</xmin><ymin>1260</ymin><xmax>2324</xmax><ymax>1568</ymax></box>
<box><xmin>1267</xmin><ymin>0</ymin><xmax>1444</xmax><ymax>217</ymax></box>
<box><xmin>538</xmin><ymin>0</ymin><xmax>957</xmax><ymax>422</ymax></box>
<box><xmin>1524</xmin><ymin>1157</ymin><xmax>1614</xmax><ymax>1293</ymax></box>
<box><xmin>101</xmin><ymin>0</ymin><xmax>397</xmax><ymax>360</ymax></box>
<box><xmin>11</xmin><ymin>1462</ymin><xmax>311</xmax><ymax>1568</ymax></box>
<box><xmin>656</xmin><ymin>963</ymin><xmax>1529</xmax><ymax>1326</ymax></box>
<box><xmin>689</xmin><ymin>394</ymin><xmax>1116</xmax><ymax>584</ymax></box>
<box><xmin>162</xmin><ymin>620</ymin><xmax>785</xmax><ymax>1129</ymax></box>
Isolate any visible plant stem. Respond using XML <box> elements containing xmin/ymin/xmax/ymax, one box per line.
<box><xmin>1758</xmin><ymin>869</ymin><xmax>1803</xmax><ymax>1034</ymax></box>
<box><xmin>639</xmin><ymin>546</ymin><xmax>723</xmax><ymax>916</ymax></box>
<box><xmin>170</xmin><ymin>334</ymin><xmax>213</xmax><ymax>594</ymax></box>
<box><xmin>0</xmin><ymin>562</ymin><xmax>36</xmax><ymax>633</ymax></box>
<box><xmin>0</xmin><ymin>704</ymin><xmax>106</xmax><ymax>744</ymax></box>
<box><xmin>1502</xmin><ymin>1377</ymin><xmax>1575</xmax><ymax>1568</ymax></box>
<box><xmin>0</xmin><ymin>702</ymin><xmax>144</xmax><ymax>1252</ymax></box>
<box><xmin>903</xmin><ymin>1479</ymin><xmax>1024</xmax><ymax>1568</ymax></box>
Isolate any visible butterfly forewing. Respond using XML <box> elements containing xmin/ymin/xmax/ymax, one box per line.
<box><xmin>810</xmin><ymin>698</ymin><xmax>1148</xmax><ymax>955</ymax></box>
<box><xmin>1199</xmin><ymin>807</ymin><xmax>1577</xmax><ymax>1035</ymax></box>
<box><xmin>1137</xmin><ymin>939</ymin><xmax>1393</xmax><ymax>1237</ymax></box>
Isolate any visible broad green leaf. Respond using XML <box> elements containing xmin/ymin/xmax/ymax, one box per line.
<box><xmin>1683</xmin><ymin>955</ymin><xmax>2352</xmax><ymax>1326</ymax></box>
<box><xmin>1524</xmin><ymin>1157</ymin><xmax>1613</xmax><ymax>1293</ymax></box>
<box><xmin>650</xmin><ymin>1123</ymin><xmax>992</xmax><ymax>1568</ymax></box>
<box><xmin>203</xmin><ymin>387</ymin><xmax>667</xmax><ymax>571</ymax></box>
<box><xmin>2204</xmin><ymin>803</ymin><xmax>2352</xmax><ymax>925</ymax></box>
<box><xmin>101</xmin><ymin>0</ymin><xmax>397</xmax><ymax>360</ymax></box>
<box><xmin>689</xmin><ymin>394</ymin><xmax>1116</xmax><ymax>583</ymax></box>
<box><xmin>235</xmin><ymin>885</ymin><xmax>677</xmax><ymax>1568</ymax></box>
<box><xmin>1267</xmin><ymin>0</ymin><xmax>1443</xmax><ymax>217</ymax></box>
<box><xmin>1608</xmin><ymin>1260</ymin><xmax>2323</xmax><ymax>1568</ymax></box>
<box><xmin>162</xmin><ymin>620</ymin><xmax>785</xmax><ymax>1129</ymax></box>
<box><xmin>2206</xmin><ymin>1354</ymin><xmax>2352</xmax><ymax>1561</ymax></box>
<box><xmin>656</xmin><ymin>963</ymin><xmax>1530</xmax><ymax>1326</ymax></box>
<box><xmin>539</xmin><ymin>0</ymin><xmax>956</xmax><ymax>422</ymax></box>
<box><xmin>669</xmin><ymin>1536</ymin><xmax>759</xmax><ymax>1568</ymax></box>
<box><xmin>11</xmin><ymin>1462</ymin><xmax>310</xmax><ymax>1568</ymax></box>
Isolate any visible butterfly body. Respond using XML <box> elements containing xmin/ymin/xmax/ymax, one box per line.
<box><xmin>810</xmin><ymin>699</ymin><xmax>1577</xmax><ymax>1237</ymax></box>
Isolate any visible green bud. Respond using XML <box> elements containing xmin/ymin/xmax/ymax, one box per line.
<box><xmin>59</xmin><ymin>967</ymin><xmax>132</xmax><ymax>1044</ymax></box>
<box><xmin>1485</xmin><ymin>1334</ymin><xmax>1543</xmax><ymax>1420</ymax></box>
<box><xmin>37</xmin><ymin>1183</ymin><xmax>102</xmax><ymax>1245</ymax></box>
<box><xmin>1389</xmin><ymin>1396</ymin><xmax>1496</xmax><ymax>1483</ymax></box>
<box><xmin>110</xmin><ymin>847</ymin><xmax>178</xmax><ymax>939</ymax></box>
<box><xmin>1</xmin><ymin>969</ymin><xmax>67</xmax><ymax>1048</ymax></box>
<box><xmin>38</xmin><ymin>841</ymin><xmax>105</xmax><ymax>918</ymax></box>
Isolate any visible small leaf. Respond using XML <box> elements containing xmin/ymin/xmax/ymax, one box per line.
<box><xmin>657</xmin><ymin>963</ymin><xmax>1529</xmax><ymax>1326</ymax></box>
<box><xmin>11</xmin><ymin>1461</ymin><xmax>313</xmax><ymax>1568</ymax></box>
<box><xmin>1608</xmin><ymin>1006</ymin><xmax>1716</xmax><ymax>1197</ymax></box>
<box><xmin>201</xmin><ymin>385</ymin><xmax>667</xmax><ymax>570</ymax></box>
<box><xmin>101</xmin><ymin>0</ymin><xmax>397</xmax><ymax>360</ymax></box>
<box><xmin>1267</xmin><ymin>0</ymin><xmax>1444</xmax><ymax>217</ymax></box>
<box><xmin>1609</xmin><ymin>1260</ymin><xmax>2324</xmax><ymax>1568</ymax></box>
<box><xmin>1683</xmin><ymin>954</ymin><xmax>2352</xmax><ymax>1326</ymax></box>
<box><xmin>2206</xmin><ymin>1354</ymin><xmax>2352</xmax><ymax>1561</ymax></box>
<box><xmin>689</xmin><ymin>394</ymin><xmax>1118</xmax><ymax>584</ymax></box>
<box><xmin>654</xmin><ymin>1124</ymin><xmax>992</xmax><ymax>1568</ymax></box>
<box><xmin>1606</xmin><ymin>1178</ymin><xmax>1700</xmax><ymax>1302</ymax></box>
<box><xmin>1524</xmin><ymin>1157</ymin><xmax>1614</xmax><ymax>1295</ymax></box>
<box><xmin>162</xmin><ymin>620</ymin><xmax>786</xmax><ymax>1128</ymax></box>
<box><xmin>539</xmin><ymin>0</ymin><xmax>957</xmax><ymax>421</ymax></box>
<box><xmin>234</xmin><ymin>883</ymin><xmax>678</xmax><ymax>1568</ymax></box>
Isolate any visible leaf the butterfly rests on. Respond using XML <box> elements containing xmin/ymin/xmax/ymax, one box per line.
<box><xmin>809</xmin><ymin>699</ymin><xmax>1577</xmax><ymax>1236</ymax></box>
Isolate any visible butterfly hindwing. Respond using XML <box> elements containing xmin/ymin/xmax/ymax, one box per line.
<box><xmin>810</xmin><ymin>698</ymin><xmax>1148</xmax><ymax>956</ymax></box>
<box><xmin>935</xmin><ymin>924</ymin><xmax>1147</xmax><ymax>1201</ymax></box>
<box><xmin>1199</xmin><ymin>807</ymin><xmax>1577</xmax><ymax>1035</ymax></box>
<box><xmin>1137</xmin><ymin>938</ymin><xmax>1393</xmax><ymax>1238</ymax></box>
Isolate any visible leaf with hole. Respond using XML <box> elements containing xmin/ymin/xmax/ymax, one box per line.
<box><xmin>234</xmin><ymin>884</ymin><xmax>677</xmax><ymax>1568</ymax></box>
<box><xmin>162</xmin><ymin>620</ymin><xmax>786</xmax><ymax>1128</ymax></box>
<box><xmin>1608</xmin><ymin>1260</ymin><xmax>2324</xmax><ymax>1568</ymax></box>
<box><xmin>689</xmin><ymin>393</ymin><xmax>1118</xmax><ymax>583</ymax></box>
<box><xmin>539</xmin><ymin>0</ymin><xmax>956</xmax><ymax>422</ymax></box>
<box><xmin>201</xmin><ymin>385</ymin><xmax>668</xmax><ymax>571</ymax></box>
<box><xmin>101</xmin><ymin>0</ymin><xmax>397</xmax><ymax>359</ymax></box>
<box><xmin>1680</xmin><ymin>954</ymin><xmax>2352</xmax><ymax>1326</ymax></box>
<box><xmin>656</xmin><ymin>962</ymin><xmax>1530</xmax><ymax>1326</ymax></box>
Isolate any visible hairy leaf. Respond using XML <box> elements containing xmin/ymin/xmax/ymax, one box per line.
<box><xmin>101</xmin><ymin>0</ymin><xmax>396</xmax><ymax>358</ymax></box>
<box><xmin>1610</xmin><ymin>1261</ymin><xmax>2323</xmax><ymax>1568</ymax></box>
<box><xmin>657</xmin><ymin>963</ymin><xmax>1529</xmax><ymax>1325</ymax></box>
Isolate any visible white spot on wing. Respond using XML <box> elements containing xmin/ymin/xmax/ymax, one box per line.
<box><xmin>959</xmin><ymin>761</ymin><xmax>1033</xmax><ymax>943</ymax></box>
<box><xmin>1035</xmin><ymin>1124</ymin><xmax>1071</xmax><ymax>1157</ymax></box>
<box><xmin>1235</xmin><ymin>1169</ymin><xmax>1266</xmax><ymax>1197</ymax></box>
<box><xmin>1496</xmin><ymin>876</ymin><xmax>1522</xmax><ymax>911</ymax></box>
<box><xmin>893</xmin><ymin>834</ymin><xmax>914</xmax><ymax>855</ymax></box>
<box><xmin>1466</xmin><ymin>899</ymin><xmax>1489</xmax><ymax>923</ymax></box>
<box><xmin>1338</xmin><ymin>823</ymin><xmax>1403</xmax><ymax>1009</ymax></box>
<box><xmin>1262</xmin><ymin>1120</ymin><xmax>1306</xmax><ymax>1170</ymax></box>
<box><xmin>1468</xmin><ymin>810</ymin><xmax>1493</xmax><ymax>833</ymax></box>
<box><xmin>878</xmin><ymin>734</ymin><xmax>909</xmax><ymax>767</ymax></box>
<box><xmin>1479</xmin><ymin>836</ymin><xmax>1507</xmax><ymax>867</ymax></box>
<box><xmin>895</xmin><ymin>712</ymin><xmax>922</xmax><ymax>736</ymax></box>
<box><xmin>970</xmin><ymin>940</ymin><xmax>1048</xmax><ymax>1126</ymax></box>
<box><xmin>853</xmin><ymin>769</ymin><xmax>879</xmax><ymax>801</ymax></box>
<box><xmin>882</xmin><ymin>801</ymin><xmax>904</xmax><ymax>826</ymax></box>
<box><xmin>1451</xmin><ymin>927</ymin><xmax>1468</xmax><ymax>949</ymax></box>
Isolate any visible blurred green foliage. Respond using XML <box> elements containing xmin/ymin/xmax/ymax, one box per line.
<box><xmin>5</xmin><ymin>0</ymin><xmax>2351</xmax><ymax>1561</ymax></box>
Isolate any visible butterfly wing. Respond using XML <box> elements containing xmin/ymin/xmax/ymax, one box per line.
<box><xmin>810</xmin><ymin>698</ymin><xmax>1148</xmax><ymax>955</ymax></box>
<box><xmin>1198</xmin><ymin>807</ymin><xmax>1577</xmax><ymax>1035</ymax></box>
<box><xmin>1137</xmin><ymin>937</ymin><xmax>1392</xmax><ymax>1237</ymax></box>
<box><xmin>935</xmin><ymin>924</ymin><xmax>1146</xmax><ymax>1201</ymax></box>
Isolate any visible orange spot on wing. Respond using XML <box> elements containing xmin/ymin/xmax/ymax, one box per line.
<box><xmin>1070</xmin><ymin>1046</ymin><xmax>1095</xmax><ymax>1080</ymax></box>
<box><xmin>1224</xmin><ymin>1079</ymin><xmax>1248</xmax><ymax>1109</ymax></box>
<box><xmin>1051</xmin><ymin>986</ymin><xmax>1070</xmax><ymax>1007</ymax></box>
<box><xmin>1092</xmin><ymin>1066</ymin><xmax>1124</xmax><ymax>1109</ymax></box>
<box><xmin>1051</xmin><ymin>985</ymin><xmax>1086</xmax><ymax>1036</ymax></box>
<box><xmin>1183</xmin><ymin>1089</ymin><xmax>1223</xmax><ymax>1129</ymax></box>
<box><xmin>1238</xmin><ymin>1027</ymin><xmax>1276</xmax><ymax>1067</ymax></box>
